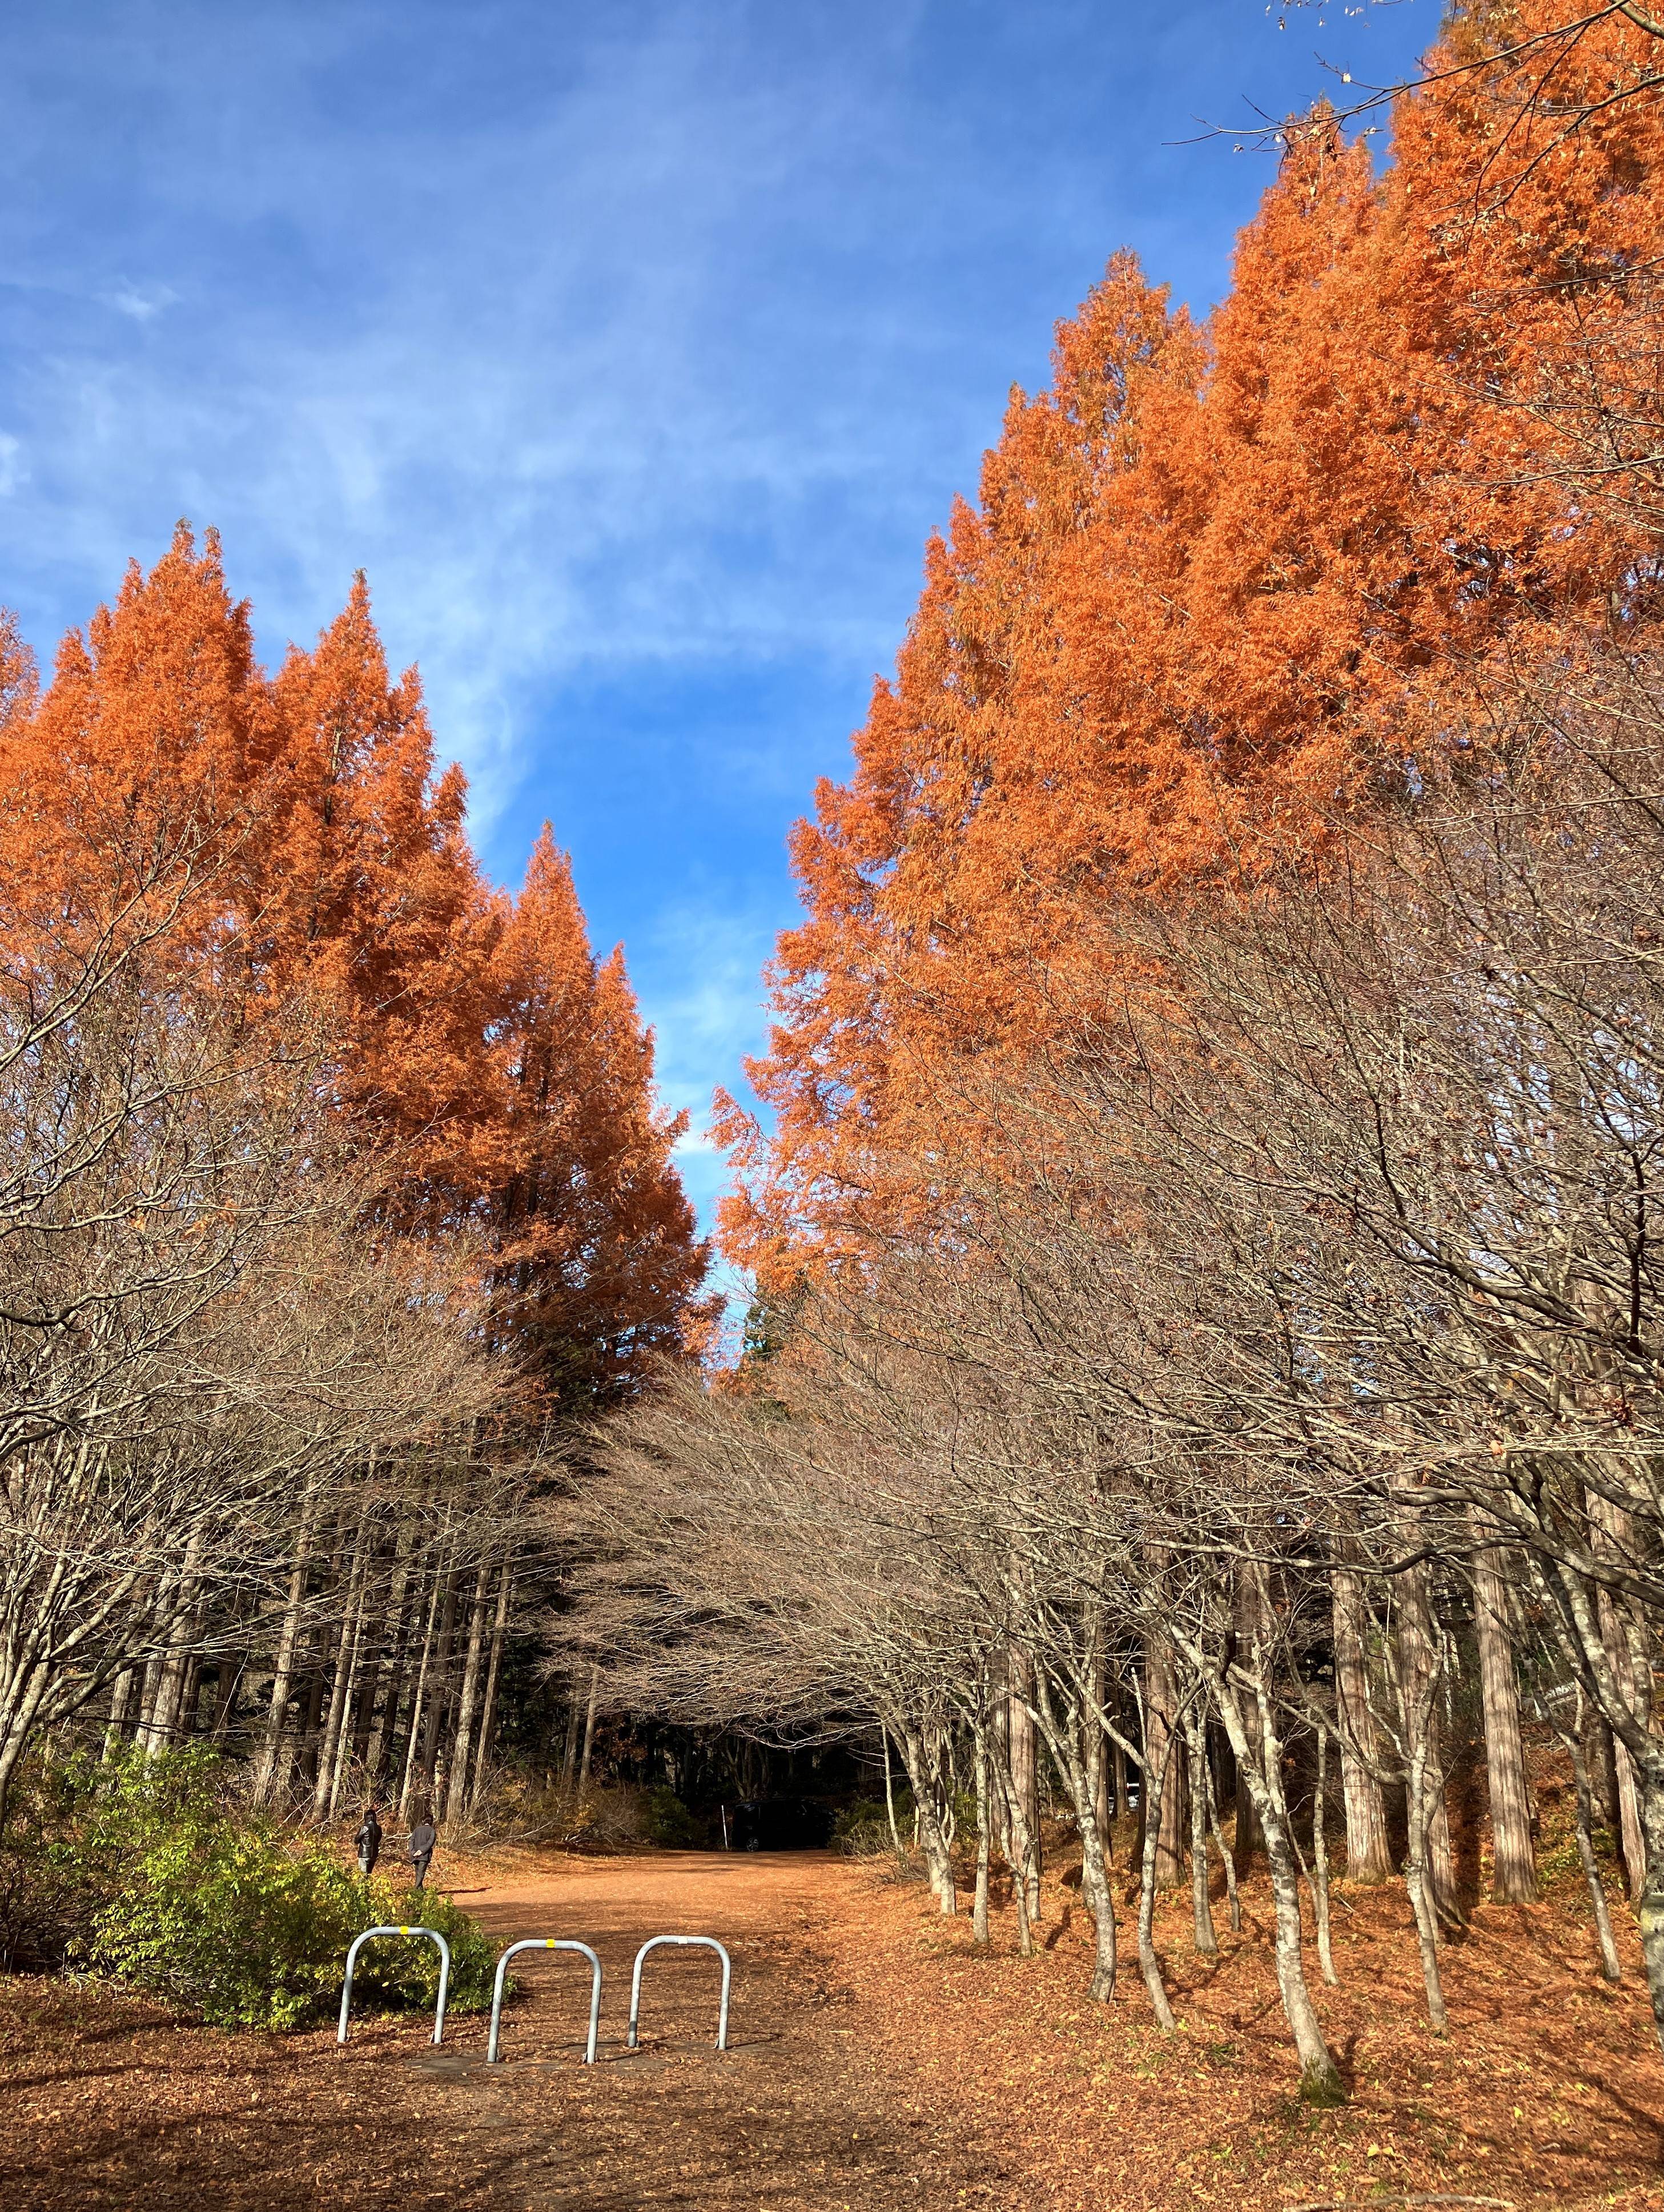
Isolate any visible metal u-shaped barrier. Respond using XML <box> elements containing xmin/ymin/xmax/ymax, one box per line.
<box><xmin>337</xmin><ymin>1924</ymin><xmax>452</xmax><ymax>2046</ymax></box>
<box><xmin>627</xmin><ymin>1935</ymin><xmax>730</xmax><ymax>2052</ymax></box>
<box><xmin>487</xmin><ymin>1938</ymin><xmax>602</xmax><ymax>2065</ymax></box>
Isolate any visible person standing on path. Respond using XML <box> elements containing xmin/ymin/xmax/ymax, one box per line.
<box><xmin>354</xmin><ymin>1805</ymin><xmax>383</xmax><ymax>1879</ymax></box>
<box><xmin>409</xmin><ymin>1815</ymin><xmax>437</xmax><ymax>1889</ymax></box>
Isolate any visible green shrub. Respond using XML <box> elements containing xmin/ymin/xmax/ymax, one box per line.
<box><xmin>642</xmin><ymin>1787</ymin><xmax>701</xmax><ymax>1847</ymax></box>
<box><xmin>833</xmin><ymin>1795</ymin><xmax>910</xmax><ymax>1857</ymax></box>
<box><xmin>344</xmin><ymin>1884</ymin><xmax>499</xmax><ymax>2014</ymax></box>
<box><xmin>0</xmin><ymin>1758</ymin><xmax>109</xmax><ymax>1972</ymax></box>
<box><xmin>22</xmin><ymin>1746</ymin><xmax>496</xmax><ymax>2032</ymax></box>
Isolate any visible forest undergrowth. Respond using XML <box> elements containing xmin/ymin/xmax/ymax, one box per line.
<box><xmin>1</xmin><ymin>1809</ymin><xmax>1658</xmax><ymax>2211</ymax></box>
<box><xmin>837</xmin><ymin>1773</ymin><xmax>1664</xmax><ymax>2212</ymax></box>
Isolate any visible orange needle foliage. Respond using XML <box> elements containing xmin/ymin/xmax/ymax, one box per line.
<box><xmin>719</xmin><ymin>0</ymin><xmax>1664</xmax><ymax>1275</ymax></box>
<box><xmin>492</xmin><ymin>826</ymin><xmax>715</xmax><ymax>1389</ymax></box>
<box><xmin>0</xmin><ymin>526</ymin><xmax>710</xmax><ymax>1403</ymax></box>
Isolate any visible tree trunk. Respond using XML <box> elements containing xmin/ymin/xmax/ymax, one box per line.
<box><xmin>1631</xmin><ymin>1750</ymin><xmax>1664</xmax><ymax>2055</ymax></box>
<box><xmin>1598</xmin><ymin>1583</ymin><xmax>1648</xmax><ymax>1901</ymax></box>
<box><xmin>1008</xmin><ymin>1655</ymin><xmax>1041</xmax><ymax>1919</ymax></box>
<box><xmin>1584</xmin><ymin>1487</ymin><xmax>1650</xmax><ymax>1901</ymax></box>
<box><xmin>1144</xmin><ymin>1632</ymin><xmax>1187</xmax><ymax>1889</ymax></box>
<box><xmin>313</xmin><ymin>1504</ymin><xmax>374</xmax><ymax>1821</ymax></box>
<box><xmin>348</xmin><ymin>1617</ymin><xmax>379</xmax><ymax>1775</ymax></box>
<box><xmin>1089</xmin><ymin>1637</ymin><xmax>1111</xmax><ymax>1859</ymax></box>
<box><xmin>1396</xmin><ymin>1559</ymin><xmax>1460</xmax><ymax>1925</ymax></box>
<box><xmin>1185</xmin><ymin>1715</ymin><xmax>1217</xmax><ymax>1955</ymax></box>
<box><xmin>560</xmin><ymin>1679</ymin><xmax>584</xmax><ymax>1798</ymax></box>
<box><xmin>363</xmin><ymin>1516</ymin><xmax>419</xmax><ymax>1791</ymax></box>
<box><xmin>899</xmin><ymin>1724</ymin><xmax>955</xmax><ymax>1912</ymax></box>
<box><xmin>0</xmin><ymin>1657</ymin><xmax>53</xmax><ymax>1836</ymax></box>
<box><xmin>1135</xmin><ymin>1723</ymin><xmax>1177</xmax><ymax>2029</ymax></box>
<box><xmin>1587</xmin><ymin>1702</ymin><xmax>1622</xmax><ymax>1833</ymax></box>
<box><xmin>1211</xmin><ymin>1655</ymin><xmax>1345</xmax><ymax>2103</ymax></box>
<box><xmin>1000</xmin><ymin>1713</ymin><xmax>1039</xmax><ymax>1946</ymax></box>
<box><xmin>1074</xmin><ymin>1727</ymin><xmax>1120</xmax><ymax>2002</ymax></box>
<box><xmin>210</xmin><ymin>1656</ymin><xmax>246</xmax><ymax>1746</ymax></box>
<box><xmin>1400</xmin><ymin>1651</ymin><xmax>1451</xmax><ymax>2033</ymax></box>
<box><xmin>576</xmin><ymin>1663</ymin><xmax>601</xmax><ymax>1804</ymax></box>
<box><xmin>972</xmin><ymin>1720</ymin><xmax>992</xmax><ymax>1946</ymax></box>
<box><xmin>103</xmin><ymin>1667</ymin><xmax>137</xmax><ymax>1759</ymax></box>
<box><xmin>1330</xmin><ymin>1561</ymin><xmax>1393</xmax><ymax>1881</ymax></box>
<box><xmin>468</xmin><ymin>1559</ymin><xmax>513</xmax><ymax>1807</ymax></box>
<box><xmin>444</xmin><ymin>1561</ymin><xmax>493</xmax><ymax>1825</ymax></box>
<box><xmin>1202</xmin><ymin>1741</ymin><xmax>1243</xmax><ymax>1933</ymax></box>
<box><xmin>994</xmin><ymin>1740</ymin><xmax>1034</xmax><ymax>1956</ymax></box>
<box><xmin>136</xmin><ymin>1542</ymin><xmax>203</xmax><ymax>1755</ymax></box>
<box><xmin>179</xmin><ymin>1658</ymin><xmax>204</xmax><ymax>1738</ymax></box>
<box><xmin>882</xmin><ymin>1728</ymin><xmax>903</xmax><ymax>1855</ymax></box>
<box><xmin>1233</xmin><ymin>1568</ymin><xmax>1266</xmax><ymax>1872</ymax></box>
<box><xmin>0</xmin><ymin>1643</ymin><xmax>66</xmax><ymax>1823</ymax></box>
<box><xmin>419</xmin><ymin>1567</ymin><xmax>462</xmax><ymax>1805</ymax></box>
<box><xmin>1030</xmin><ymin>1672</ymin><xmax>1119</xmax><ymax>2002</ymax></box>
<box><xmin>397</xmin><ymin>1551</ymin><xmax>447</xmax><ymax>1818</ymax></box>
<box><xmin>252</xmin><ymin>1474</ymin><xmax>324</xmax><ymax>1803</ymax></box>
<box><xmin>1558</xmin><ymin>1700</ymin><xmax>1623</xmax><ymax>1984</ymax></box>
<box><xmin>332</xmin><ymin>1626</ymin><xmax>372</xmax><ymax>1818</ymax></box>
<box><xmin>1618</xmin><ymin>1746</ymin><xmax>1646</xmax><ymax>1900</ymax></box>
<box><xmin>1471</xmin><ymin>1539</ymin><xmax>1536</xmax><ymax>1902</ymax></box>
<box><xmin>297</xmin><ymin>1660</ymin><xmax>327</xmax><ymax>1788</ymax></box>
<box><xmin>134</xmin><ymin>1648</ymin><xmax>163</xmax><ymax>1743</ymax></box>
<box><xmin>1310</xmin><ymin>1723</ymin><xmax>1338</xmax><ymax>1986</ymax></box>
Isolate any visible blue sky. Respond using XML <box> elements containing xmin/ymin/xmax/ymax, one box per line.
<box><xmin>0</xmin><ymin>0</ymin><xmax>1432</xmax><ymax>1249</ymax></box>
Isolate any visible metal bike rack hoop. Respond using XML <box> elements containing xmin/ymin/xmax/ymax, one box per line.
<box><xmin>628</xmin><ymin>1934</ymin><xmax>730</xmax><ymax>2053</ymax></box>
<box><xmin>337</xmin><ymin>1924</ymin><xmax>452</xmax><ymax>2046</ymax></box>
<box><xmin>487</xmin><ymin>1938</ymin><xmax>602</xmax><ymax>2065</ymax></box>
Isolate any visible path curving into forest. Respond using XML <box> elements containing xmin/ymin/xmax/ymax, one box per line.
<box><xmin>1</xmin><ymin>1848</ymin><xmax>1000</xmax><ymax>2212</ymax></box>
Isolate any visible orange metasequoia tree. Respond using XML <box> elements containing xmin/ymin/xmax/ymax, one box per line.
<box><xmin>0</xmin><ymin>527</ymin><xmax>711</xmax><ymax>1820</ymax></box>
<box><xmin>493</xmin><ymin>825</ymin><xmax>714</xmax><ymax>1402</ymax></box>
<box><xmin>721</xmin><ymin>0</ymin><xmax>1664</xmax><ymax>1272</ymax></box>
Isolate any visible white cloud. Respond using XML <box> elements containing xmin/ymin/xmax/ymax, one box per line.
<box><xmin>638</xmin><ymin>896</ymin><xmax>776</xmax><ymax>1123</ymax></box>
<box><xmin>0</xmin><ymin>0</ymin><xmax>1439</xmax><ymax>1277</ymax></box>
<box><xmin>0</xmin><ymin>0</ymin><xmax>1002</xmax><ymax>831</ymax></box>
<box><xmin>625</xmin><ymin>890</ymin><xmax>781</xmax><ymax>1236</ymax></box>
<box><xmin>103</xmin><ymin>283</ymin><xmax>176</xmax><ymax>323</ymax></box>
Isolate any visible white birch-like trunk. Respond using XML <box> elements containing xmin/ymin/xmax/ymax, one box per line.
<box><xmin>1207</xmin><ymin>1651</ymin><xmax>1345</xmax><ymax>2102</ymax></box>
<box><xmin>313</xmin><ymin>1502</ymin><xmax>374</xmax><ymax>1820</ymax></box>
<box><xmin>469</xmin><ymin>1558</ymin><xmax>514</xmax><ymax>1807</ymax></box>
<box><xmin>252</xmin><ymin>1474</ymin><xmax>324</xmax><ymax>1803</ymax></box>
<box><xmin>443</xmin><ymin>1559</ymin><xmax>493</xmax><ymax>1825</ymax></box>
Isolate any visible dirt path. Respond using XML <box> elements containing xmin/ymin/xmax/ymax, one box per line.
<box><xmin>17</xmin><ymin>1836</ymin><xmax>1657</xmax><ymax>2210</ymax></box>
<box><xmin>419</xmin><ymin>1848</ymin><xmax>996</xmax><ymax>2208</ymax></box>
<box><xmin>1</xmin><ymin>1851</ymin><xmax>1000</xmax><ymax>2211</ymax></box>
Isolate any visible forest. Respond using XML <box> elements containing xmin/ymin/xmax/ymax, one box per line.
<box><xmin>0</xmin><ymin>539</ymin><xmax>714</xmax><ymax>1854</ymax></box>
<box><xmin>553</xmin><ymin>0</ymin><xmax>1664</xmax><ymax>2104</ymax></box>
<box><xmin>3</xmin><ymin>0</ymin><xmax>1664</xmax><ymax>2198</ymax></box>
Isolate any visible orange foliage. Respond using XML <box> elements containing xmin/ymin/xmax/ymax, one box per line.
<box><xmin>492</xmin><ymin>826</ymin><xmax>714</xmax><ymax>1394</ymax></box>
<box><xmin>0</xmin><ymin>525</ymin><xmax>710</xmax><ymax>1403</ymax></box>
<box><xmin>721</xmin><ymin>0</ymin><xmax>1664</xmax><ymax>1273</ymax></box>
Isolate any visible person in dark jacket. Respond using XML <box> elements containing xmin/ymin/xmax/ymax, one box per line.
<box><xmin>354</xmin><ymin>1805</ymin><xmax>383</xmax><ymax>1879</ymax></box>
<box><xmin>409</xmin><ymin>1816</ymin><xmax>437</xmax><ymax>1889</ymax></box>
